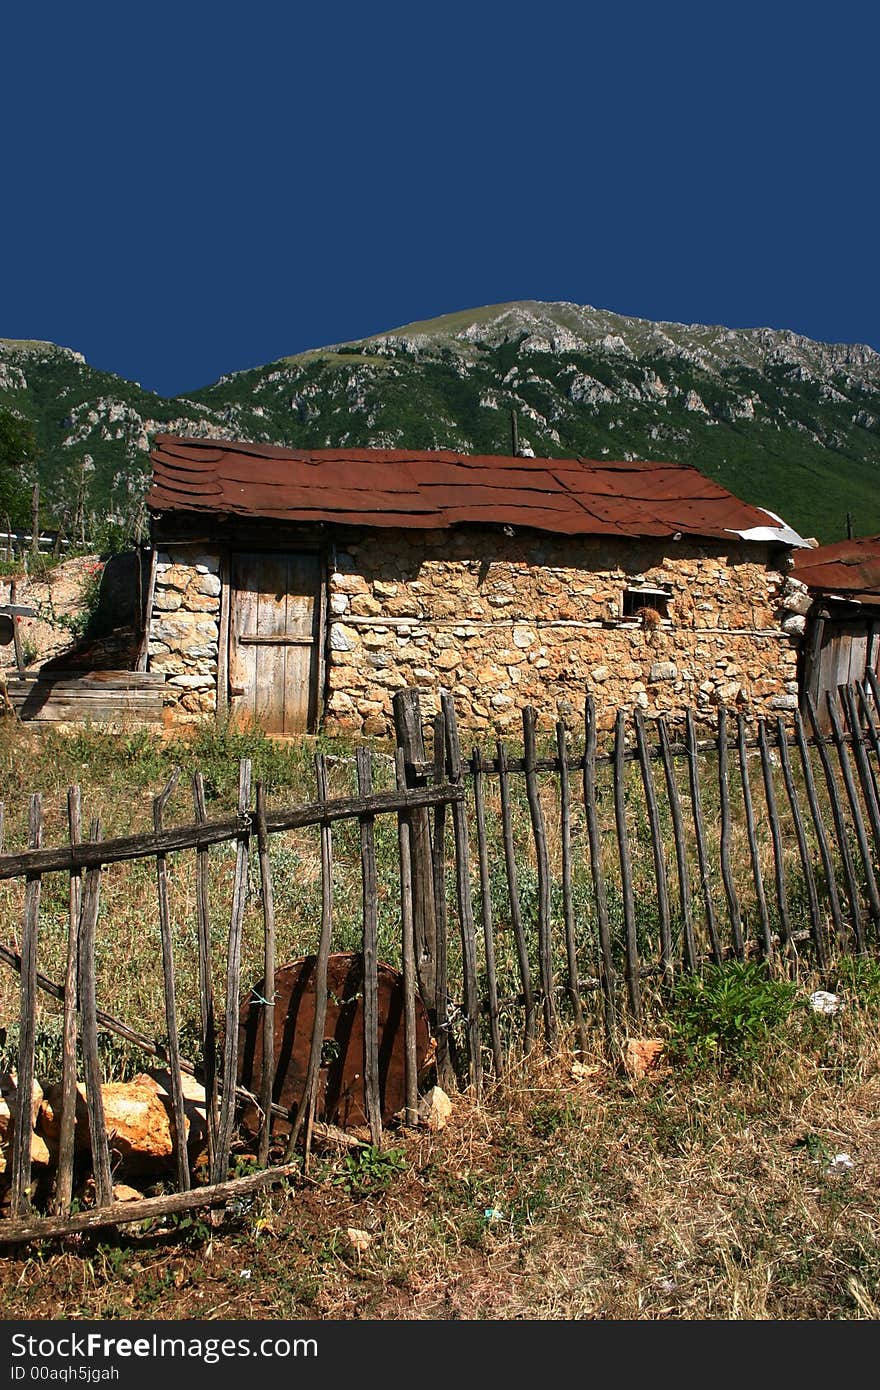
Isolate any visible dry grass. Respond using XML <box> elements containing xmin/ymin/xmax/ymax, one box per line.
<box><xmin>1</xmin><ymin>1009</ymin><xmax>878</xmax><ymax>1320</ymax></box>
<box><xmin>0</xmin><ymin>717</ymin><xmax>878</xmax><ymax>1319</ymax></box>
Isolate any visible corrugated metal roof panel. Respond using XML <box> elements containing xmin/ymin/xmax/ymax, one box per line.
<box><xmin>793</xmin><ymin>535</ymin><xmax>880</xmax><ymax>603</ymax></box>
<box><xmin>147</xmin><ymin>434</ymin><xmax>801</xmax><ymax>545</ymax></box>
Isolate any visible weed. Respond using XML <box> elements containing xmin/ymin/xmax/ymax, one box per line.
<box><xmin>665</xmin><ymin>960</ymin><xmax>797</xmax><ymax>1072</ymax></box>
<box><xmin>529</xmin><ymin>1098</ymin><xmax>579</xmax><ymax>1138</ymax></box>
<box><xmin>332</xmin><ymin>1145</ymin><xmax>407</xmax><ymax>1197</ymax></box>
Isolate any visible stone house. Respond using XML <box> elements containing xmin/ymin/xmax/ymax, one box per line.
<box><xmin>143</xmin><ymin>434</ymin><xmax>809</xmax><ymax>736</ymax></box>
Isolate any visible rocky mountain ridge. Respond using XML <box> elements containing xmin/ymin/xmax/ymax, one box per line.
<box><xmin>2</xmin><ymin>300</ymin><xmax>879</xmax><ymax>542</ymax></box>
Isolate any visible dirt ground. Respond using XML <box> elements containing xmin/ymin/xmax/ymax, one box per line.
<box><xmin>1</xmin><ymin>1035</ymin><xmax>878</xmax><ymax>1322</ymax></box>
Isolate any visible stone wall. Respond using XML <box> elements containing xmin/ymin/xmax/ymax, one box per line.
<box><xmin>147</xmin><ymin>546</ymin><xmax>221</xmax><ymax>719</ymax></box>
<box><xmin>324</xmin><ymin>529</ymin><xmax>803</xmax><ymax>736</ymax></box>
<box><xmin>147</xmin><ymin>529</ymin><xmax>807</xmax><ymax>735</ymax></box>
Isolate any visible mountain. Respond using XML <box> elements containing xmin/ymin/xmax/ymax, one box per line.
<box><xmin>3</xmin><ymin>300</ymin><xmax>880</xmax><ymax>543</ymax></box>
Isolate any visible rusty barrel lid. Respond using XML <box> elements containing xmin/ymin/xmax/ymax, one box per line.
<box><xmin>237</xmin><ymin>952</ymin><xmax>432</xmax><ymax>1133</ymax></box>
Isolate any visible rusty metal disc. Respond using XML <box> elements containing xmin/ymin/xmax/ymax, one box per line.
<box><xmin>237</xmin><ymin>952</ymin><xmax>432</xmax><ymax>1134</ymax></box>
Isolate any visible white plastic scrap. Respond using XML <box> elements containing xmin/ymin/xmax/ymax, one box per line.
<box><xmin>809</xmin><ymin>990</ymin><xmax>841</xmax><ymax>1015</ymax></box>
<box><xmin>828</xmin><ymin>1153</ymin><xmax>855</xmax><ymax>1173</ymax></box>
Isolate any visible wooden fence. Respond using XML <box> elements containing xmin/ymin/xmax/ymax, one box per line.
<box><xmin>0</xmin><ymin>671</ymin><xmax>878</xmax><ymax>1244</ymax></box>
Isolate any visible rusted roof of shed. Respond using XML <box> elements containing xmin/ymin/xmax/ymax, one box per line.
<box><xmin>793</xmin><ymin>535</ymin><xmax>880</xmax><ymax>608</ymax></box>
<box><xmin>147</xmin><ymin>434</ymin><xmax>805</xmax><ymax>545</ymax></box>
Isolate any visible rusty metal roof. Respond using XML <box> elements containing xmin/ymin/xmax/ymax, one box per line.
<box><xmin>147</xmin><ymin>434</ymin><xmax>803</xmax><ymax>544</ymax></box>
<box><xmin>793</xmin><ymin>535</ymin><xmax>880</xmax><ymax>607</ymax></box>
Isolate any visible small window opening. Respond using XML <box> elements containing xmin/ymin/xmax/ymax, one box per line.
<box><xmin>622</xmin><ymin>586</ymin><xmax>671</xmax><ymax>621</ymax></box>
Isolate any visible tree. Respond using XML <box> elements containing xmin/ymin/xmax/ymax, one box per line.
<box><xmin>0</xmin><ymin>409</ymin><xmax>37</xmax><ymax>526</ymax></box>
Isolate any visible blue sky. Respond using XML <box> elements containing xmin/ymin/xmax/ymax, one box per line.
<box><xmin>4</xmin><ymin>2</ymin><xmax>878</xmax><ymax>396</ymax></box>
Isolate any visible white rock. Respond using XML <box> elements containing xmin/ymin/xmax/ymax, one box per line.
<box><xmin>346</xmin><ymin>1227</ymin><xmax>373</xmax><ymax>1255</ymax></box>
<box><xmin>809</xmin><ymin>990</ymin><xmax>841</xmax><ymax>1015</ymax></box>
<box><xmin>418</xmin><ymin>1086</ymin><xmax>452</xmax><ymax>1132</ymax></box>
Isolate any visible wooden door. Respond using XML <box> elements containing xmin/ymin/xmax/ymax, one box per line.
<box><xmin>808</xmin><ymin>617</ymin><xmax>878</xmax><ymax>731</ymax></box>
<box><xmin>229</xmin><ymin>551</ymin><xmax>322</xmax><ymax>734</ymax></box>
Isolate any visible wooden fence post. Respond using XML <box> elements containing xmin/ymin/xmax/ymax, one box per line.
<box><xmin>826</xmin><ymin>691</ymin><xmax>880</xmax><ymax>931</ymax></box>
<box><xmin>498</xmin><ymin>740</ymin><xmax>537</xmax><ymax>1054</ymax></box>
<box><xmin>634</xmin><ymin>709</ymin><xmax>673</xmax><ymax>981</ymax></box>
<box><xmin>392</xmin><ymin>690</ymin><xmax>438</xmax><ymax>1012</ymax></box>
<box><xmin>355</xmin><ymin>747</ymin><xmax>382</xmax><ymax>1146</ymax></box>
<box><xmin>522</xmin><ymin>706</ymin><xmax>557</xmax><ymax>1044</ymax></box>
<box><xmin>153</xmin><ymin>770</ymin><xmax>190</xmax><ymax>1193</ymax></box>
<box><xmin>583</xmin><ymin>696</ymin><xmax>617</xmax><ymax>1040</ymax></box>
<box><xmin>716</xmin><ymin>709</ymin><xmax>744</xmax><ymax>960</ymax></box>
<box><xmin>556</xmin><ymin>721</ymin><xmax>588</xmax><ymax>1049</ymax></box>
<box><xmin>10</xmin><ymin>795</ymin><xmax>42</xmax><ymax>1217</ymax></box>
<box><xmin>442</xmin><ymin>692</ymin><xmax>482</xmax><ymax>1094</ymax></box>
<box><xmin>52</xmin><ymin>786</ymin><xmax>82</xmax><ymax>1215</ymax></box>
<box><xmin>776</xmin><ymin>716</ymin><xmax>826</xmax><ymax>968</ymax></box>
<box><xmin>212</xmin><ymin>759</ymin><xmax>252</xmax><ymax>1184</ymax></box>
<box><xmin>805</xmin><ymin>693</ymin><xmax>865</xmax><ymax>952</ymax></box>
<box><xmin>613</xmin><ymin>710</ymin><xmax>641</xmax><ymax>1021</ymax></box>
<box><xmin>737</xmin><ymin>713</ymin><xmax>773</xmax><ymax>957</ymax></box>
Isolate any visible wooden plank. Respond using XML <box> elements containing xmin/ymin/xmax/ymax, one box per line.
<box><xmin>305</xmin><ymin>763</ymin><xmax>333</xmax><ymax>1161</ymax></box>
<box><xmin>255</xmin><ymin>782</ymin><xmax>276</xmax><ymax>1168</ymax></box>
<box><xmin>396</xmin><ymin>749</ymin><xmax>419</xmax><ymax>1124</ymax></box>
<box><xmin>757</xmin><ymin>717</ymin><xmax>792</xmax><ymax>954</ymax></box>
<box><xmin>0</xmin><ymin>1159</ymin><xmax>306</xmax><ymax>1246</ymax></box>
<box><xmin>432</xmin><ymin>713</ymin><xmax>452</xmax><ymax>1088</ymax></box>
<box><xmin>285</xmin><ymin>755</ymin><xmax>335</xmax><ymax>1162</ymax></box>
<box><xmin>216</xmin><ymin>547</ymin><xmax>230</xmax><ymax>722</ymax></box>
<box><xmin>6</xmin><ymin>672</ymin><xmax>166</xmax><ymax>689</ymax></box>
<box><xmin>826</xmin><ymin>690</ymin><xmax>880</xmax><ymax>928</ymax></box>
<box><xmin>805</xmin><ymin>693</ymin><xmax>865</xmax><ymax>952</ymax></box>
<box><xmin>356</xmin><ymin>747</ymin><xmax>382</xmax><ymax>1146</ymax></box>
<box><xmin>211</xmin><ymin>760</ymin><xmax>252</xmax><ymax>1184</ymax></box>
<box><xmin>9</xmin><ymin>579</ymin><xmax>25</xmax><ymax>676</ymax></box>
<box><xmin>136</xmin><ymin>546</ymin><xmax>158</xmax><ymax>671</ymax></box>
<box><xmin>583</xmin><ymin>696</ymin><xmax>617</xmax><ymax>1039</ymax></box>
<box><xmin>191</xmin><ymin>772</ymin><xmax>218</xmax><ymax>1171</ymax></box>
<box><xmin>776</xmin><ymin>715</ymin><xmax>826</xmax><ymax>966</ymax></box>
<box><xmin>392</xmin><ymin>689</ymin><xmax>437</xmax><ymax>1008</ymax></box>
<box><xmin>522</xmin><ymin>706</ymin><xmax>557</xmax><ymax>1045</ymax></box>
<box><xmin>315</xmin><ymin>550</ymin><xmax>328</xmax><ymax>728</ymax></box>
<box><xmin>556</xmin><ymin>721</ymin><xmax>587</xmax><ymax>1050</ymax></box>
<box><xmin>52</xmin><ymin>786</ymin><xmax>81</xmax><ymax>1216</ymax></box>
<box><xmin>472</xmin><ymin>748</ymin><xmax>504</xmax><ymax>1074</ymax></box>
<box><xmin>498</xmin><ymin>740</ymin><xmax>536</xmax><ymax>1052</ymax></box>
<box><xmin>737</xmin><ymin>714</ymin><xmax>772</xmax><ymax>957</ymax></box>
<box><xmin>613</xmin><ymin>710</ymin><xmax>641</xmax><ymax>1020</ymax></box>
<box><xmin>10</xmin><ymin>795</ymin><xmax>42</xmax><ymax>1217</ymax></box>
<box><xmin>841</xmin><ymin>683</ymin><xmax>880</xmax><ymax>866</ymax></box>
<box><xmin>658</xmin><ymin>717</ymin><xmax>697</xmax><ymax>971</ymax></box>
<box><xmin>78</xmin><ymin>825</ymin><xmax>113</xmax><ymax>1208</ymax></box>
<box><xmin>153</xmin><ymin>770</ymin><xmax>189</xmax><ymax>1193</ymax></box>
<box><xmin>8</xmin><ymin>696</ymin><xmax>163</xmax><ymax>714</ymax></box>
<box><xmin>794</xmin><ymin>710</ymin><xmax>845</xmax><ymax>946</ymax></box>
<box><xmin>0</xmin><ymin>783</ymin><xmax>464</xmax><ymax>880</ymax></box>
<box><xmin>443</xmin><ymin>692</ymin><xmax>482</xmax><ymax>1093</ymax></box>
<box><xmin>856</xmin><ymin>679</ymin><xmax>880</xmax><ymax>809</ymax></box>
<box><xmin>716</xmin><ymin>709</ymin><xmax>744</xmax><ymax>960</ymax></box>
<box><xmin>686</xmin><ymin>708</ymin><xmax>722</xmax><ymax>964</ymax></box>
<box><xmin>634</xmin><ymin>710</ymin><xmax>673</xmax><ymax>980</ymax></box>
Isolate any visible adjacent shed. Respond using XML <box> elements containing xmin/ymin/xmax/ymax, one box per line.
<box><xmin>793</xmin><ymin>535</ymin><xmax>880</xmax><ymax>728</ymax></box>
<box><xmin>144</xmin><ymin>435</ymin><xmax>808</xmax><ymax>736</ymax></box>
